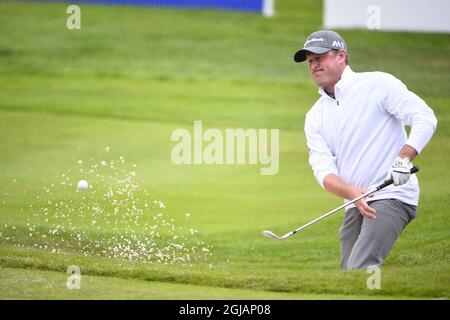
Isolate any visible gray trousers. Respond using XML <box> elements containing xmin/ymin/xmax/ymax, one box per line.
<box><xmin>340</xmin><ymin>199</ymin><xmax>416</xmax><ymax>270</ymax></box>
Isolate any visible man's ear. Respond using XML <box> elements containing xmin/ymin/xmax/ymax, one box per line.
<box><xmin>338</xmin><ymin>50</ymin><xmax>347</xmax><ymax>63</ymax></box>
<box><xmin>338</xmin><ymin>50</ymin><xmax>347</xmax><ymax>64</ymax></box>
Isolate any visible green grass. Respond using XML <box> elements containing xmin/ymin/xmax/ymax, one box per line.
<box><xmin>2</xmin><ymin>266</ymin><xmax>429</xmax><ymax>300</ymax></box>
<box><xmin>0</xmin><ymin>0</ymin><xmax>449</xmax><ymax>299</ymax></box>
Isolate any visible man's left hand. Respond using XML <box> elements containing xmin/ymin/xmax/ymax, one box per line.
<box><xmin>387</xmin><ymin>157</ymin><xmax>411</xmax><ymax>186</ymax></box>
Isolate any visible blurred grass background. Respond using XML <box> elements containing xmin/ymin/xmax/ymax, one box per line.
<box><xmin>0</xmin><ymin>0</ymin><xmax>449</xmax><ymax>299</ymax></box>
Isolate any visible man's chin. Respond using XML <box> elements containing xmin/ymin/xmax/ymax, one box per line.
<box><xmin>314</xmin><ymin>79</ymin><xmax>325</xmax><ymax>87</ymax></box>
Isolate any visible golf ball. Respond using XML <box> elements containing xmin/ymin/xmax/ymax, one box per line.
<box><xmin>77</xmin><ymin>179</ymin><xmax>89</xmax><ymax>191</ymax></box>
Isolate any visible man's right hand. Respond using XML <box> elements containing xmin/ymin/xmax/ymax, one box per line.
<box><xmin>323</xmin><ymin>174</ymin><xmax>377</xmax><ymax>219</ymax></box>
<box><xmin>347</xmin><ymin>188</ymin><xmax>377</xmax><ymax>219</ymax></box>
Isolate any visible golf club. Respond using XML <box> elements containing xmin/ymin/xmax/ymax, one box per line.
<box><xmin>263</xmin><ymin>166</ymin><xmax>419</xmax><ymax>240</ymax></box>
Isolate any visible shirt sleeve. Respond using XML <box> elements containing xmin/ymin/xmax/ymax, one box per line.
<box><xmin>381</xmin><ymin>74</ymin><xmax>437</xmax><ymax>154</ymax></box>
<box><xmin>304</xmin><ymin>107</ymin><xmax>339</xmax><ymax>188</ymax></box>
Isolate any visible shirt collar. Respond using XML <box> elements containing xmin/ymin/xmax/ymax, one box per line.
<box><xmin>318</xmin><ymin>65</ymin><xmax>356</xmax><ymax>97</ymax></box>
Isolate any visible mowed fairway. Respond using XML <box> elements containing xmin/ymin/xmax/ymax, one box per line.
<box><xmin>0</xmin><ymin>0</ymin><xmax>449</xmax><ymax>299</ymax></box>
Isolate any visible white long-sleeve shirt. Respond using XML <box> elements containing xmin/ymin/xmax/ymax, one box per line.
<box><xmin>304</xmin><ymin>66</ymin><xmax>437</xmax><ymax>206</ymax></box>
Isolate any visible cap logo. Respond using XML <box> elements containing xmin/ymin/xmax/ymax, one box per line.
<box><xmin>332</xmin><ymin>40</ymin><xmax>345</xmax><ymax>48</ymax></box>
<box><xmin>304</xmin><ymin>37</ymin><xmax>324</xmax><ymax>46</ymax></box>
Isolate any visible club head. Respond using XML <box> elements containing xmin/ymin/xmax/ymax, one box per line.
<box><xmin>262</xmin><ymin>230</ymin><xmax>283</xmax><ymax>240</ymax></box>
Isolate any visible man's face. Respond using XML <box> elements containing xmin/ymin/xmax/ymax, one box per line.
<box><xmin>305</xmin><ymin>50</ymin><xmax>346</xmax><ymax>89</ymax></box>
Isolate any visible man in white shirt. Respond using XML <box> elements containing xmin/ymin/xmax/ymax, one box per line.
<box><xmin>294</xmin><ymin>30</ymin><xmax>437</xmax><ymax>269</ymax></box>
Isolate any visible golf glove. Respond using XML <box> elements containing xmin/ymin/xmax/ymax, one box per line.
<box><xmin>387</xmin><ymin>157</ymin><xmax>411</xmax><ymax>186</ymax></box>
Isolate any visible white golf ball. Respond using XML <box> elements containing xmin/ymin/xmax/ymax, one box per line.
<box><xmin>77</xmin><ymin>179</ymin><xmax>89</xmax><ymax>191</ymax></box>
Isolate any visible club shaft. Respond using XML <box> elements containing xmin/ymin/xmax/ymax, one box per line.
<box><xmin>291</xmin><ymin>187</ymin><xmax>378</xmax><ymax>235</ymax></box>
<box><xmin>271</xmin><ymin>166</ymin><xmax>419</xmax><ymax>239</ymax></box>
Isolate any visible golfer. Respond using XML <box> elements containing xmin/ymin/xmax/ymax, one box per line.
<box><xmin>294</xmin><ymin>30</ymin><xmax>437</xmax><ymax>270</ymax></box>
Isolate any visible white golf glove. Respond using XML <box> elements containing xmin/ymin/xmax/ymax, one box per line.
<box><xmin>387</xmin><ymin>157</ymin><xmax>411</xmax><ymax>186</ymax></box>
